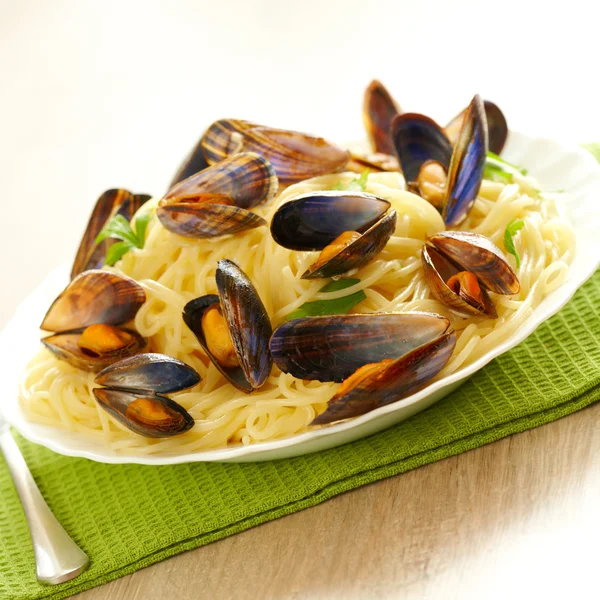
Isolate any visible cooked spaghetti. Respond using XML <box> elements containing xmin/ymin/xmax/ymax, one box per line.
<box><xmin>20</xmin><ymin>168</ymin><xmax>575</xmax><ymax>455</ymax></box>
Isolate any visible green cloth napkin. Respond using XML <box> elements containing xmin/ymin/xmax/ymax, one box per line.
<box><xmin>1</xmin><ymin>269</ymin><xmax>599</xmax><ymax>599</ymax></box>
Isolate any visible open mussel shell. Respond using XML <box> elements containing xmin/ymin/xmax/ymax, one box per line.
<box><xmin>71</xmin><ymin>189</ymin><xmax>151</xmax><ymax>279</ymax></box>
<box><xmin>270</xmin><ymin>191</ymin><xmax>391</xmax><ymax>251</ymax></box>
<box><xmin>428</xmin><ymin>232</ymin><xmax>519</xmax><ymax>295</ymax></box>
<box><xmin>391</xmin><ymin>113</ymin><xmax>453</xmax><ymax>183</ymax></box>
<box><xmin>421</xmin><ymin>245</ymin><xmax>497</xmax><ymax>318</ymax></box>
<box><xmin>446</xmin><ymin>100</ymin><xmax>508</xmax><ymax>156</ymax></box>
<box><xmin>443</xmin><ymin>95</ymin><xmax>488</xmax><ymax>227</ymax></box>
<box><xmin>301</xmin><ymin>209</ymin><xmax>397</xmax><ymax>279</ymax></box>
<box><xmin>270</xmin><ymin>312</ymin><xmax>453</xmax><ymax>382</ymax></box>
<box><xmin>42</xmin><ymin>328</ymin><xmax>146</xmax><ymax>372</ymax></box>
<box><xmin>157</xmin><ymin>201</ymin><xmax>267</xmax><ymax>238</ymax></box>
<box><xmin>95</xmin><ymin>353</ymin><xmax>201</xmax><ymax>393</ymax></box>
<box><xmin>183</xmin><ymin>260</ymin><xmax>272</xmax><ymax>392</ymax></box>
<box><xmin>363</xmin><ymin>80</ymin><xmax>401</xmax><ymax>155</ymax></box>
<box><xmin>164</xmin><ymin>152</ymin><xmax>278</xmax><ymax>210</ymax></box>
<box><xmin>201</xmin><ymin>119</ymin><xmax>350</xmax><ymax>183</ymax></box>
<box><xmin>41</xmin><ymin>271</ymin><xmax>146</xmax><ymax>332</ymax></box>
<box><xmin>93</xmin><ymin>388</ymin><xmax>195</xmax><ymax>438</ymax></box>
<box><xmin>312</xmin><ymin>327</ymin><xmax>456</xmax><ymax>425</ymax></box>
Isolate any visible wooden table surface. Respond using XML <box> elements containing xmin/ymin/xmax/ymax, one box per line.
<box><xmin>71</xmin><ymin>403</ymin><xmax>600</xmax><ymax>600</ymax></box>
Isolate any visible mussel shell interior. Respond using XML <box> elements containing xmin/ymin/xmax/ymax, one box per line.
<box><xmin>443</xmin><ymin>95</ymin><xmax>488</xmax><ymax>227</ymax></box>
<box><xmin>428</xmin><ymin>231</ymin><xmax>519</xmax><ymax>295</ymax></box>
<box><xmin>363</xmin><ymin>79</ymin><xmax>401</xmax><ymax>155</ymax></box>
<box><xmin>41</xmin><ymin>270</ymin><xmax>146</xmax><ymax>332</ymax></box>
<box><xmin>302</xmin><ymin>209</ymin><xmax>397</xmax><ymax>279</ymax></box>
<box><xmin>164</xmin><ymin>152</ymin><xmax>278</xmax><ymax>210</ymax></box>
<box><xmin>157</xmin><ymin>203</ymin><xmax>267</xmax><ymax>238</ymax></box>
<box><xmin>421</xmin><ymin>245</ymin><xmax>497</xmax><ymax>317</ymax></box>
<box><xmin>311</xmin><ymin>328</ymin><xmax>457</xmax><ymax>425</ymax></box>
<box><xmin>95</xmin><ymin>353</ymin><xmax>201</xmax><ymax>394</ymax></box>
<box><xmin>42</xmin><ymin>328</ymin><xmax>146</xmax><ymax>373</ymax></box>
<box><xmin>93</xmin><ymin>388</ymin><xmax>195</xmax><ymax>438</ymax></box>
<box><xmin>270</xmin><ymin>191</ymin><xmax>391</xmax><ymax>251</ymax></box>
<box><xmin>391</xmin><ymin>113</ymin><xmax>453</xmax><ymax>183</ymax></box>
<box><xmin>183</xmin><ymin>294</ymin><xmax>254</xmax><ymax>392</ymax></box>
<box><xmin>270</xmin><ymin>312</ymin><xmax>453</xmax><ymax>383</ymax></box>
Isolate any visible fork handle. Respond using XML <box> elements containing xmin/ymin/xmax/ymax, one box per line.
<box><xmin>0</xmin><ymin>428</ymin><xmax>89</xmax><ymax>585</ymax></box>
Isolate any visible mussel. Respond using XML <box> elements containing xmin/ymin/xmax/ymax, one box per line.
<box><xmin>94</xmin><ymin>353</ymin><xmax>200</xmax><ymax>438</ymax></box>
<box><xmin>392</xmin><ymin>94</ymin><xmax>488</xmax><ymax>226</ymax></box>
<box><xmin>446</xmin><ymin>100</ymin><xmax>508</xmax><ymax>156</ymax></box>
<box><xmin>270</xmin><ymin>191</ymin><xmax>397</xmax><ymax>279</ymax></box>
<box><xmin>40</xmin><ymin>270</ymin><xmax>147</xmax><ymax>371</ymax></box>
<box><xmin>269</xmin><ymin>312</ymin><xmax>456</xmax><ymax>424</ymax></box>
<box><xmin>183</xmin><ymin>260</ymin><xmax>272</xmax><ymax>392</ymax></box>
<box><xmin>363</xmin><ymin>80</ymin><xmax>402</xmax><ymax>155</ymax></box>
<box><xmin>157</xmin><ymin>153</ymin><xmax>278</xmax><ymax>238</ymax></box>
<box><xmin>200</xmin><ymin>119</ymin><xmax>350</xmax><ymax>183</ymax></box>
<box><xmin>422</xmin><ymin>231</ymin><xmax>520</xmax><ymax>318</ymax></box>
<box><xmin>71</xmin><ymin>189</ymin><xmax>151</xmax><ymax>279</ymax></box>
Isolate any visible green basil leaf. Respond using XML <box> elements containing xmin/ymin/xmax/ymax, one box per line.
<box><xmin>95</xmin><ymin>214</ymin><xmax>139</xmax><ymax>246</ymax></box>
<box><xmin>133</xmin><ymin>210</ymin><xmax>152</xmax><ymax>248</ymax></box>
<box><xmin>284</xmin><ymin>278</ymin><xmax>366</xmax><ymax>321</ymax></box>
<box><xmin>318</xmin><ymin>278</ymin><xmax>361</xmax><ymax>292</ymax></box>
<box><xmin>484</xmin><ymin>152</ymin><xmax>528</xmax><ymax>183</ymax></box>
<box><xmin>104</xmin><ymin>240</ymin><xmax>135</xmax><ymax>266</ymax></box>
<box><xmin>503</xmin><ymin>219</ymin><xmax>525</xmax><ymax>268</ymax></box>
<box><xmin>583</xmin><ymin>143</ymin><xmax>600</xmax><ymax>163</ymax></box>
<box><xmin>332</xmin><ymin>169</ymin><xmax>370</xmax><ymax>192</ymax></box>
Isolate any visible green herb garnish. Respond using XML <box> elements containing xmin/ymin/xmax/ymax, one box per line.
<box><xmin>332</xmin><ymin>169</ymin><xmax>370</xmax><ymax>192</ymax></box>
<box><xmin>283</xmin><ymin>278</ymin><xmax>366</xmax><ymax>321</ymax></box>
<box><xmin>484</xmin><ymin>152</ymin><xmax>527</xmax><ymax>183</ymax></box>
<box><xmin>503</xmin><ymin>219</ymin><xmax>524</xmax><ymax>268</ymax></box>
<box><xmin>95</xmin><ymin>210</ymin><xmax>152</xmax><ymax>266</ymax></box>
<box><xmin>583</xmin><ymin>143</ymin><xmax>600</xmax><ymax>163</ymax></box>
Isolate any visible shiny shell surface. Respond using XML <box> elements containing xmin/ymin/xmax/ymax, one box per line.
<box><xmin>443</xmin><ymin>95</ymin><xmax>488</xmax><ymax>226</ymax></box>
<box><xmin>200</xmin><ymin>119</ymin><xmax>349</xmax><ymax>182</ymax></box>
<box><xmin>95</xmin><ymin>353</ymin><xmax>201</xmax><ymax>394</ymax></box>
<box><xmin>164</xmin><ymin>152</ymin><xmax>278</xmax><ymax>209</ymax></box>
<box><xmin>71</xmin><ymin>189</ymin><xmax>150</xmax><ymax>279</ymax></box>
<box><xmin>428</xmin><ymin>231</ymin><xmax>520</xmax><ymax>295</ymax></box>
<box><xmin>157</xmin><ymin>202</ymin><xmax>267</xmax><ymax>238</ymax></box>
<box><xmin>446</xmin><ymin>100</ymin><xmax>508</xmax><ymax>156</ymax></box>
<box><xmin>42</xmin><ymin>328</ymin><xmax>146</xmax><ymax>372</ymax></box>
<box><xmin>93</xmin><ymin>388</ymin><xmax>195</xmax><ymax>438</ymax></box>
<box><xmin>421</xmin><ymin>245</ymin><xmax>497</xmax><ymax>317</ymax></box>
<box><xmin>301</xmin><ymin>209</ymin><xmax>397</xmax><ymax>279</ymax></box>
<box><xmin>363</xmin><ymin>79</ymin><xmax>401</xmax><ymax>155</ymax></box>
<box><xmin>312</xmin><ymin>328</ymin><xmax>456</xmax><ymax>425</ymax></box>
<box><xmin>270</xmin><ymin>312</ymin><xmax>453</xmax><ymax>382</ymax></box>
<box><xmin>391</xmin><ymin>113</ymin><xmax>453</xmax><ymax>183</ymax></box>
<box><xmin>183</xmin><ymin>260</ymin><xmax>273</xmax><ymax>392</ymax></box>
<box><xmin>41</xmin><ymin>271</ymin><xmax>146</xmax><ymax>332</ymax></box>
<box><xmin>270</xmin><ymin>191</ymin><xmax>391</xmax><ymax>251</ymax></box>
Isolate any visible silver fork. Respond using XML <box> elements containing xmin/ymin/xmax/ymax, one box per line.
<box><xmin>0</xmin><ymin>414</ymin><xmax>89</xmax><ymax>584</ymax></box>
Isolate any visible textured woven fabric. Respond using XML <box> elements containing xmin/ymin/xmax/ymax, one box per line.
<box><xmin>0</xmin><ymin>270</ymin><xmax>599</xmax><ymax>599</ymax></box>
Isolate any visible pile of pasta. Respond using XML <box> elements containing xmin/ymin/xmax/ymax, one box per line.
<box><xmin>21</xmin><ymin>170</ymin><xmax>575</xmax><ymax>455</ymax></box>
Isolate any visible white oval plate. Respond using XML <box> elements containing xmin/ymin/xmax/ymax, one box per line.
<box><xmin>2</xmin><ymin>132</ymin><xmax>599</xmax><ymax>464</ymax></box>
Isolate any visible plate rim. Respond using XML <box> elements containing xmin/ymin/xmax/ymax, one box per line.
<box><xmin>3</xmin><ymin>131</ymin><xmax>600</xmax><ymax>464</ymax></box>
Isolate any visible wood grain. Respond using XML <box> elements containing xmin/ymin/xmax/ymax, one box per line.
<box><xmin>72</xmin><ymin>403</ymin><xmax>600</xmax><ymax>600</ymax></box>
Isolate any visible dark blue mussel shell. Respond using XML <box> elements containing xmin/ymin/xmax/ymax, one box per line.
<box><xmin>391</xmin><ymin>114</ymin><xmax>453</xmax><ymax>183</ymax></box>
<box><xmin>270</xmin><ymin>191</ymin><xmax>391</xmax><ymax>251</ymax></box>
<box><xmin>183</xmin><ymin>260</ymin><xmax>273</xmax><ymax>392</ymax></box>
